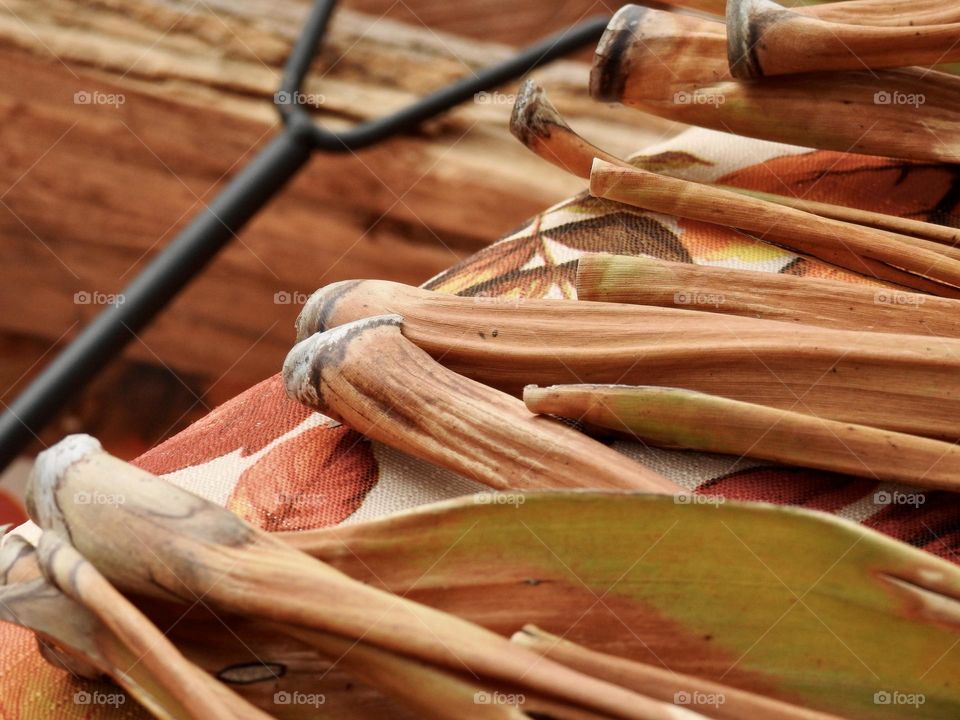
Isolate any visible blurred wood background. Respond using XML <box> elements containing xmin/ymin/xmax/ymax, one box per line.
<box><xmin>0</xmin><ymin>0</ymin><xmax>677</xmax><ymax>457</ymax></box>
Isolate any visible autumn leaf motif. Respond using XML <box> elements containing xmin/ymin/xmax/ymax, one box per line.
<box><xmin>227</xmin><ymin>425</ymin><xmax>379</xmax><ymax>532</ymax></box>
<box><xmin>135</xmin><ymin>375</ymin><xmax>314</xmax><ymax>476</ymax></box>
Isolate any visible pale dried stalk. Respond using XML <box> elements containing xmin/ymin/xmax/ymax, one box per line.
<box><xmin>575</xmin><ymin>253</ymin><xmax>960</xmax><ymax>337</ymax></box>
<box><xmin>512</xmin><ymin>625</ymin><xmax>842</xmax><ymax>720</ymax></box>
<box><xmin>728</xmin><ymin>0</ymin><xmax>960</xmax><ymax>78</ymax></box>
<box><xmin>0</xmin><ymin>531</ymin><xmax>268</xmax><ymax>720</ymax></box>
<box><xmin>523</xmin><ymin>384</ymin><xmax>960</xmax><ymax>489</ymax></box>
<box><xmin>283</xmin><ymin>626</ymin><xmax>616</xmax><ymax>720</ymax></box>
<box><xmin>284</xmin><ymin>315</ymin><xmax>678</xmax><ymax>494</ymax></box>
<box><xmin>26</xmin><ymin>436</ymin><xmax>698</xmax><ymax>720</ymax></box>
<box><xmin>294</xmin><ymin>278</ymin><xmax>960</xmax><ymax>441</ymax></box>
<box><xmin>510</xmin><ymin>80</ymin><xmax>960</xmax><ymax>253</ymax></box>
<box><xmin>510</xmin><ymin>79</ymin><xmax>631</xmax><ymax>179</ymax></box>
<box><xmin>589</xmin><ymin>158</ymin><xmax>960</xmax><ymax>297</ymax></box>
<box><xmin>35</xmin><ymin>532</ymin><xmax>274</xmax><ymax>719</ymax></box>
<box><xmin>591</xmin><ymin>5</ymin><xmax>960</xmax><ymax>162</ymax></box>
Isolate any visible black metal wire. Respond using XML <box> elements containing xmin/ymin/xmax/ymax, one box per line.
<box><xmin>0</xmin><ymin>0</ymin><xmax>608</xmax><ymax>472</ymax></box>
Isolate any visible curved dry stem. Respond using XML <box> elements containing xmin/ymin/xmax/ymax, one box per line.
<box><xmin>283</xmin><ymin>315</ymin><xmax>678</xmax><ymax>494</ymax></box>
<box><xmin>294</xmin><ymin>278</ymin><xmax>960</xmax><ymax>441</ymax></box>
<box><xmin>0</xmin><ymin>532</ymin><xmax>267</xmax><ymax>720</ymax></box>
<box><xmin>801</xmin><ymin>0</ymin><xmax>960</xmax><ymax>26</ymax></box>
<box><xmin>523</xmin><ymin>384</ymin><xmax>960</xmax><ymax>490</ymax></box>
<box><xmin>590</xmin><ymin>5</ymin><xmax>960</xmax><ymax>162</ymax></box>
<box><xmin>24</xmin><ymin>436</ymin><xmax>696</xmax><ymax>720</ymax></box>
<box><xmin>728</xmin><ymin>0</ymin><xmax>960</xmax><ymax>79</ymax></box>
<box><xmin>510</xmin><ymin>79</ymin><xmax>629</xmax><ymax>179</ymax></box>
<box><xmin>511</xmin><ymin>79</ymin><xmax>960</xmax><ymax>253</ymax></box>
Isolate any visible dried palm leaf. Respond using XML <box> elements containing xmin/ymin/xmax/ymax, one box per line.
<box><xmin>294</xmin><ymin>278</ymin><xmax>960</xmax><ymax>440</ymax></box>
<box><xmin>575</xmin><ymin>253</ymin><xmax>960</xmax><ymax>337</ymax></box>
<box><xmin>0</xmin><ymin>530</ymin><xmax>270</xmax><ymax>720</ymax></box>
<box><xmin>524</xmin><ymin>383</ymin><xmax>960</xmax><ymax>489</ymax></box>
<box><xmin>799</xmin><ymin>0</ymin><xmax>960</xmax><ymax>26</ymax></box>
<box><xmin>510</xmin><ymin>80</ymin><xmax>960</xmax><ymax>251</ymax></box>
<box><xmin>285</xmin><ymin>491</ymin><xmax>960</xmax><ymax>719</ymax></box>
<box><xmin>591</xmin><ymin>5</ymin><xmax>960</xmax><ymax>162</ymax></box>
<box><xmin>283</xmin><ymin>315</ymin><xmax>678</xmax><ymax>494</ymax></box>
<box><xmin>24</xmin><ymin>435</ymin><xmax>700</xmax><ymax>720</ymax></box>
<box><xmin>728</xmin><ymin>0</ymin><xmax>960</xmax><ymax>78</ymax></box>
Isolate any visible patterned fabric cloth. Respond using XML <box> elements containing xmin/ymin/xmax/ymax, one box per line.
<box><xmin>2</xmin><ymin>126</ymin><xmax>960</xmax><ymax>717</ymax></box>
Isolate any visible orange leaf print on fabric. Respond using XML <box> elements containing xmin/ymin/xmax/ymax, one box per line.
<box><xmin>0</xmin><ymin>488</ymin><xmax>27</xmax><ymax>527</ymax></box>
<box><xmin>134</xmin><ymin>375</ymin><xmax>314</xmax><ymax>476</ymax></box>
<box><xmin>227</xmin><ymin>425</ymin><xmax>379</xmax><ymax>531</ymax></box>
<box><xmin>698</xmin><ymin>466</ymin><xmax>876</xmax><ymax>514</ymax></box>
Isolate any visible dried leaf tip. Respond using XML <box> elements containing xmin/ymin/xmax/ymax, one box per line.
<box><xmin>25</xmin><ymin>434</ymin><xmax>102</xmax><ymax>537</ymax></box>
<box><xmin>726</xmin><ymin>0</ymin><xmax>767</xmax><ymax>79</ymax></box>
<box><xmin>509</xmin><ymin>79</ymin><xmax>568</xmax><ymax>145</ymax></box>
<box><xmin>590</xmin><ymin>4</ymin><xmax>646</xmax><ymax>103</ymax></box>
<box><xmin>295</xmin><ymin>279</ymin><xmax>365</xmax><ymax>340</ymax></box>
<box><xmin>283</xmin><ymin>314</ymin><xmax>404</xmax><ymax>410</ymax></box>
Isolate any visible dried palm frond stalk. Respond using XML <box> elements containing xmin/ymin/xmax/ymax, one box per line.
<box><xmin>591</xmin><ymin>5</ymin><xmax>960</xmax><ymax>162</ymax></box>
<box><xmin>0</xmin><ymin>529</ymin><xmax>271</xmax><ymax>720</ymax></box>
<box><xmin>283</xmin><ymin>315</ymin><xmax>679</xmax><ymax>494</ymax></box>
<box><xmin>512</xmin><ymin>626</ymin><xmax>840</xmax><ymax>720</ymax></box>
<box><xmin>576</xmin><ymin>253</ymin><xmax>960</xmax><ymax>337</ymax></box>
<box><xmin>295</xmin><ymin>279</ymin><xmax>960</xmax><ymax>441</ymax></box>
<box><xmin>727</xmin><ymin>0</ymin><xmax>960</xmax><ymax>78</ymax></box>
<box><xmin>510</xmin><ymin>80</ymin><xmax>960</xmax><ymax>250</ymax></box>
<box><xmin>589</xmin><ymin>158</ymin><xmax>960</xmax><ymax>297</ymax></box>
<box><xmin>25</xmin><ymin>435</ymin><xmax>695</xmax><ymax>720</ymax></box>
<box><xmin>281</xmin><ymin>492</ymin><xmax>960</xmax><ymax>718</ymax></box>
<box><xmin>798</xmin><ymin>0</ymin><xmax>960</xmax><ymax>26</ymax></box>
<box><xmin>524</xmin><ymin>384</ymin><xmax>960</xmax><ymax>489</ymax></box>
<box><xmin>510</xmin><ymin>80</ymin><xmax>633</xmax><ymax>179</ymax></box>
<box><xmin>281</xmin><ymin>625</ymin><xmax>625</xmax><ymax>720</ymax></box>
<box><xmin>4</xmin><ymin>536</ymin><xmax>546</xmax><ymax>720</ymax></box>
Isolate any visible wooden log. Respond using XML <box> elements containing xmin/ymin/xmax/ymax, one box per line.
<box><xmin>0</xmin><ymin>0</ymin><xmax>670</xmax><ymax>396</ymax></box>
